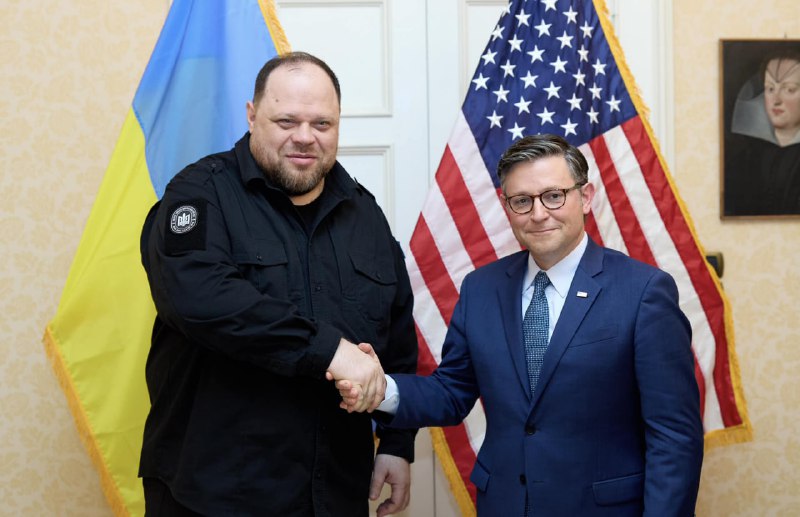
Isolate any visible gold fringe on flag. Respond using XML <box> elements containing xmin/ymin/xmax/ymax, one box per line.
<box><xmin>593</xmin><ymin>0</ymin><xmax>752</xmax><ymax>449</ymax></box>
<box><xmin>259</xmin><ymin>0</ymin><xmax>292</xmax><ymax>55</ymax></box>
<box><xmin>43</xmin><ymin>325</ymin><xmax>130</xmax><ymax>517</ymax></box>
<box><xmin>430</xmin><ymin>427</ymin><xmax>477</xmax><ymax>517</ymax></box>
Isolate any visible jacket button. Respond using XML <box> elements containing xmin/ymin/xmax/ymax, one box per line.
<box><xmin>525</xmin><ymin>426</ymin><xmax>536</xmax><ymax>435</ymax></box>
<box><xmin>519</xmin><ymin>474</ymin><xmax>526</xmax><ymax>485</ymax></box>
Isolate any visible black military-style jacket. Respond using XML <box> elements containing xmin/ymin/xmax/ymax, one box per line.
<box><xmin>139</xmin><ymin>133</ymin><xmax>418</xmax><ymax>516</ymax></box>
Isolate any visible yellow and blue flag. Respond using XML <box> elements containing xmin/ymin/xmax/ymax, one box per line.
<box><xmin>43</xmin><ymin>1</ymin><xmax>289</xmax><ymax>515</ymax></box>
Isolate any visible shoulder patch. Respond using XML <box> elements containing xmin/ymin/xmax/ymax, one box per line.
<box><xmin>164</xmin><ymin>199</ymin><xmax>207</xmax><ymax>254</ymax></box>
<box><xmin>170</xmin><ymin>205</ymin><xmax>199</xmax><ymax>234</ymax></box>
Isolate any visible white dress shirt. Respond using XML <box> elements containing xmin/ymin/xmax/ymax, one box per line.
<box><xmin>379</xmin><ymin>233</ymin><xmax>589</xmax><ymax>414</ymax></box>
<box><xmin>521</xmin><ymin>233</ymin><xmax>588</xmax><ymax>339</ymax></box>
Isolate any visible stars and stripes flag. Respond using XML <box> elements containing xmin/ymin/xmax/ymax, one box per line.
<box><xmin>407</xmin><ymin>0</ymin><xmax>751</xmax><ymax>512</ymax></box>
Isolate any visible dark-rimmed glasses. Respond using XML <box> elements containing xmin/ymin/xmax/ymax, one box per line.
<box><xmin>504</xmin><ymin>183</ymin><xmax>586</xmax><ymax>214</ymax></box>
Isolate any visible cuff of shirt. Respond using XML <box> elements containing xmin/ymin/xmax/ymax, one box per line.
<box><xmin>377</xmin><ymin>374</ymin><xmax>399</xmax><ymax>414</ymax></box>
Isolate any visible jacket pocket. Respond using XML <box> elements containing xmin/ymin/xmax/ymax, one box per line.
<box><xmin>568</xmin><ymin>324</ymin><xmax>617</xmax><ymax>348</ymax></box>
<box><xmin>469</xmin><ymin>459</ymin><xmax>490</xmax><ymax>492</ymax></box>
<box><xmin>592</xmin><ymin>472</ymin><xmax>644</xmax><ymax>505</ymax></box>
<box><xmin>232</xmin><ymin>240</ymin><xmax>289</xmax><ymax>295</ymax></box>
<box><xmin>345</xmin><ymin>250</ymin><xmax>397</xmax><ymax>323</ymax></box>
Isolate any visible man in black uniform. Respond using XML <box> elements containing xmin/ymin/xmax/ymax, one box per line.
<box><xmin>139</xmin><ymin>52</ymin><xmax>418</xmax><ymax>517</ymax></box>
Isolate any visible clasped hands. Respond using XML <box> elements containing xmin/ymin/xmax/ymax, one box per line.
<box><xmin>326</xmin><ymin>339</ymin><xmax>384</xmax><ymax>413</ymax></box>
<box><xmin>327</xmin><ymin>341</ymin><xmax>410</xmax><ymax>517</ymax></box>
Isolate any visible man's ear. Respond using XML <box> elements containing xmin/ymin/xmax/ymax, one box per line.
<box><xmin>246</xmin><ymin>101</ymin><xmax>256</xmax><ymax>131</ymax></box>
<box><xmin>580</xmin><ymin>182</ymin><xmax>596</xmax><ymax>214</ymax></box>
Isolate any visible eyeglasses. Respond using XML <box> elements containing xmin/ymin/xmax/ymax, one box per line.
<box><xmin>504</xmin><ymin>183</ymin><xmax>586</xmax><ymax>214</ymax></box>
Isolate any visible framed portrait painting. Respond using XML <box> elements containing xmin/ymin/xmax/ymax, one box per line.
<box><xmin>720</xmin><ymin>39</ymin><xmax>800</xmax><ymax>218</ymax></box>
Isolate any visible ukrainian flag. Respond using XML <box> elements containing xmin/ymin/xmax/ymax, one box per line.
<box><xmin>43</xmin><ymin>2</ymin><xmax>289</xmax><ymax>515</ymax></box>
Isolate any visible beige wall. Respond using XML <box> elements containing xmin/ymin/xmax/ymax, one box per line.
<box><xmin>1</xmin><ymin>1</ymin><xmax>798</xmax><ymax>515</ymax></box>
<box><xmin>672</xmin><ymin>0</ymin><xmax>800</xmax><ymax>515</ymax></box>
<box><xmin>0</xmin><ymin>1</ymin><xmax>167</xmax><ymax>514</ymax></box>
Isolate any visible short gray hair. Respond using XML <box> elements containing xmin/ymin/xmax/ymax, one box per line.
<box><xmin>496</xmin><ymin>134</ymin><xmax>589</xmax><ymax>191</ymax></box>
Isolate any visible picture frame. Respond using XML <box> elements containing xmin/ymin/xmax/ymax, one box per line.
<box><xmin>719</xmin><ymin>39</ymin><xmax>800</xmax><ymax>218</ymax></box>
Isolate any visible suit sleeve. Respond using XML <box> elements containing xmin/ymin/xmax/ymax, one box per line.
<box><xmin>635</xmin><ymin>270</ymin><xmax>704</xmax><ymax>516</ymax></box>
<box><xmin>386</xmin><ymin>272</ymin><xmax>481</xmax><ymax>429</ymax></box>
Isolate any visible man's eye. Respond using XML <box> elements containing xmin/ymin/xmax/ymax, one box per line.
<box><xmin>542</xmin><ymin>191</ymin><xmax>563</xmax><ymax>203</ymax></box>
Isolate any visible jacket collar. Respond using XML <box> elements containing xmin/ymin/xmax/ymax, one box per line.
<box><xmin>499</xmin><ymin>237</ymin><xmax>605</xmax><ymax>404</ymax></box>
<box><xmin>528</xmin><ymin>237</ymin><xmax>603</xmax><ymax>410</ymax></box>
<box><xmin>498</xmin><ymin>250</ymin><xmax>533</xmax><ymax>398</ymax></box>
<box><xmin>233</xmin><ymin>132</ymin><xmax>358</xmax><ymax>200</ymax></box>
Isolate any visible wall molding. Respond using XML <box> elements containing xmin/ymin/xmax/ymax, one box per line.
<box><xmin>277</xmin><ymin>0</ymin><xmax>392</xmax><ymax>117</ymax></box>
<box><xmin>337</xmin><ymin>144</ymin><xmax>395</xmax><ymax>226</ymax></box>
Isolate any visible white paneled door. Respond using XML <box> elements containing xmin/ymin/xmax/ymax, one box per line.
<box><xmin>276</xmin><ymin>1</ymin><xmax>669</xmax><ymax>515</ymax></box>
<box><xmin>277</xmin><ymin>0</ymin><xmax>431</xmax><ymax>247</ymax></box>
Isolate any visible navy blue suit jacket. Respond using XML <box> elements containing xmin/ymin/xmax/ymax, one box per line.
<box><xmin>389</xmin><ymin>238</ymin><xmax>703</xmax><ymax>516</ymax></box>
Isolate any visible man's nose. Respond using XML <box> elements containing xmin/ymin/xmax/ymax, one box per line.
<box><xmin>292</xmin><ymin>123</ymin><xmax>314</xmax><ymax>144</ymax></box>
<box><xmin>529</xmin><ymin>197</ymin><xmax>550</xmax><ymax>220</ymax></box>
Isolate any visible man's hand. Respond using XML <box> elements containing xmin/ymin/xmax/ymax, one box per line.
<box><xmin>325</xmin><ymin>340</ymin><xmax>385</xmax><ymax>412</ymax></box>
<box><xmin>331</xmin><ymin>343</ymin><xmax>382</xmax><ymax>412</ymax></box>
<box><xmin>334</xmin><ymin>378</ymin><xmax>360</xmax><ymax>411</ymax></box>
<box><xmin>370</xmin><ymin>454</ymin><xmax>411</xmax><ymax>517</ymax></box>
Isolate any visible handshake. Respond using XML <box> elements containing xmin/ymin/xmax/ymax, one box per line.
<box><xmin>325</xmin><ymin>338</ymin><xmax>386</xmax><ymax>413</ymax></box>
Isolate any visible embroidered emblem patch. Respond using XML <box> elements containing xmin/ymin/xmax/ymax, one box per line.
<box><xmin>170</xmin><ymin>205</ymin><xmax>198</xmax><ymax>234</ymax></box>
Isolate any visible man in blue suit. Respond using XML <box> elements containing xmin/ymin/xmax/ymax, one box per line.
<box><xmin>338</xmin><ymin>134</ymin><xmax>704</xmax><ymax>516</ymax></box>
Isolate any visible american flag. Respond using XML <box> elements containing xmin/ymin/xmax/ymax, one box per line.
<box><xmin>406</xmin><ymin>0</ymin><xmax>752</xmax><ymax>512</ymax></box>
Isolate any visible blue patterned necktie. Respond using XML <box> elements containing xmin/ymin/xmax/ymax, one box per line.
<box><xmin>523</xmin><ymin>271</ymin><xmax>550</xmax><ymax>397</ymax></box>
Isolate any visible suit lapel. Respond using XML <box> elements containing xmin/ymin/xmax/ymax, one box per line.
<box><xmin>530</xmin><ymin>239</ymin><xmax>605</xmax><ymax>410</ymax></box>
<box><xmin>498</xmin><ymin>251</ymin><xmax>531</xmax><ymax>399</ymax></box>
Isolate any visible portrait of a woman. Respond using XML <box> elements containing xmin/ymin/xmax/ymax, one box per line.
<box><xmin>723</xmin><ymin>45</ymin><xmax>800</xmax><ymax>216</ymax></box>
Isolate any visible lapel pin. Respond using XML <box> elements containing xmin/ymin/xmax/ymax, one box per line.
<box><xmin>576</xmin><ymin>291</ymin><xmax>588</xmax><ymax>298</ymax></box>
